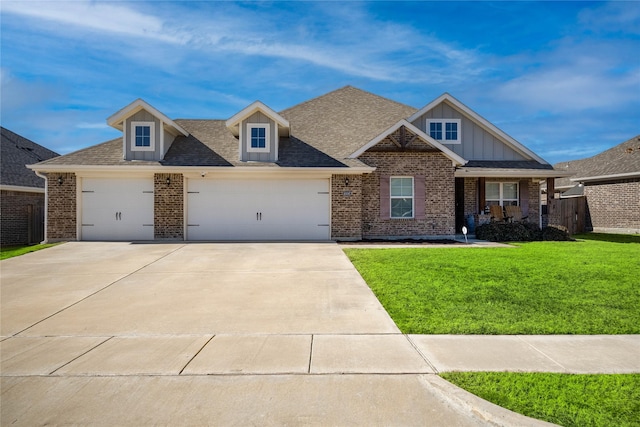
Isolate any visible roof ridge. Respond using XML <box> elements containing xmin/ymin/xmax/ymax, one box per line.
<box><xmin>279</xmin><ymin>85</ymin><xmax>417</xmax><ymax>115</ymax></box>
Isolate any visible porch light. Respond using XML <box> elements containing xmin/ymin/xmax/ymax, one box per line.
<box><xmin>166</xmin><ymin>176</ymin><xmax>171</xmax><ymax>186</ymax></box>
<box><xmin>345</xmin><ymin>177</ymin><xmax>350</xmax><ymax>186</ymax></box>
<box><xmin>57</xmin><ymin>176</ymin><xmax>64</xmax><ymax>185</ymax></box>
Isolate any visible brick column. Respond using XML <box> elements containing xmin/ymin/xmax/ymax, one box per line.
<box><xmin>47</xmin><ymin>173</ymin><xmax>77</xmax><ymax>241</ymax></box>
<box><xmin>154</xmin><ymin>173</ymin><xmax>184</xmax><ymax>240</ymax></box>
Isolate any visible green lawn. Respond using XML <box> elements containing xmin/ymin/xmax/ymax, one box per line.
<box><xmin>0</xmin><ymin>243</ymin><xmax>60</xmax><ymax>260</ymax></box>
<box><xmin>441</xmin><ymin>372</ymin><xmax>640</xmax><ymax>427</ymax></box>
<box><xmin>344</xmin><ymin>234</ymin><xmax>640</xmax><ymax>334</ymax></box>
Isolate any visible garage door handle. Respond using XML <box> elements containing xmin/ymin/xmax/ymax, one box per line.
<box><xmin>256</xmin><ymin>212</ymin><xmax>262</xmax><ymax>221</ymax></box>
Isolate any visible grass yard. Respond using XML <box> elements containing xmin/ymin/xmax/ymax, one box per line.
<box><xmin>344</xmin><ymin>233</ymin><xmax>640</xmax><ymax>334</ymax></box>
<box><xmin>441</xmin><ymin>372</ymin><xmax>640</xmax><ymax>427</ymax></box>
<box><xmin>0</xmin><ymin>243</ymin><xmax>60</xmax><ymax>260</ymax></box>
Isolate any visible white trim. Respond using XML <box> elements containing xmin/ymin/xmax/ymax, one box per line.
<box><xmin>390</xmin><ymin>176</ymin><xmax>414</xmax><ymax>219</ymax></box>
<box><xmin>226</xmin><ymin>101</ymin><xmax>289</xmax><ymax>136</ymax></box>
<box><xmin>160</xmin><ymin>119</ymin><xmax>165</xmax><ymax>156</ymax></box>
<box><xmin>274</xmin><ymin>124</ymin><xmax>279</xmax><ymax>162</ymax></box>
<box><xmin>0</xmin><ymin>184</ymin><xmax>44</xmax><ymax>194</ymax></box>
<box><xmin>426</xmin><ymin>118</ymin><xmax>462</xmax><ymax>144</ymax></box>
<box><xmin>348</xmin><ymin>119</ymin><xmax>466</xmax><ymax>165</ymax></box>
<box><xmin>107</xmin><ymin>98</ymin><xmax>188</xmax><ymax>136</ymax></box>
<box><xmin>76</xmin><ymin>176</ymin><xmax>82</xmax><ymax>241</ymax></box>
<box><xmin>130</xmin><ymin>121</ymin><xmax>155</xmax><ymax>152</ymax></box>
<box><xmin>486</xmin><ymin>181</ymin><xmax>519</xmax><ymax>206</ymax></box>
<box><xmin>571</xmin><ymin>171</ymin><xmax>640</xmax><ymax>183</ymax></box>
<box><xmin>407</xmin><ymin>93</ymin><xmax>549</xmax><ymax>165</ymax></box>
<box><xmin>246</xmin><ymin>123</ymin><xmax>270</xmax><ymax>153</ymax></box>
<box><xmin>455</xmin><ymin>168</ymin><xmax>571</xmax><ymax>178</ymax></box>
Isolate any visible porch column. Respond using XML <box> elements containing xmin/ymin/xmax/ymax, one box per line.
<box><xmin>546</xmin><ymin>177</ymin><xmax>555</xmax><ymax>204</ymax></box>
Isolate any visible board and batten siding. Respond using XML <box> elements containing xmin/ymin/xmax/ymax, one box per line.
<box><xmin>411</xmin><ymin>102</ymin><xmax>526</xmax><ymax>161</ymax></box>
<box><xmin>124</xmin><ymin>110</ymin><xmax>162</xmax><ymax>161</ymax></box>
<box><xmin>240</xmin><ymin>111</ymin><xmax>278</xmax><ymax>162</ymax></box>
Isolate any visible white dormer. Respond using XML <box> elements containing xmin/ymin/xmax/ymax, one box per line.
<box><xmin>107</xmin><ymin>99</ymin><xmax>188</xmax><ymax>161</ymax></box>
<box><xmin>226</xmin><ymin>101</ymin><xmax>290</xmax><ymax>162</ymax></box>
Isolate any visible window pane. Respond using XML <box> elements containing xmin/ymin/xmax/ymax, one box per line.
<box><xmin>390</xmin><ymin>178</ymin><xmax>413</xmax><ymax>197</ymax></box>
<box><xmin>429</xmin><ymin>122</ymin><xmax>442</xmax><ymax>140</ymax></box>
<box><xmin>486</xmin><ymin>182</ymin><xmax>500</xmax><ymax>200</ymax></box>
<box><xmin>135</xmin><ymin>126</ymin><xmax>150</xmax><ymax>147</ymax></box>
<box><xmin>503</xmin><ymin>183</ymin><xmax>518</xmax><ymax>199</ymax></box>
<box><xmin>391</xmin><ymin>198</ymin><xmax>413</xmax><ymax>218</ymax></box>
<box><xmin>445</xmin><ymin>122</ymin><xmax>457</xmax><ymax>140</ymax></box>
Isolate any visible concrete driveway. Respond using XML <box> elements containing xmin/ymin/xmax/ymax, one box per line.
<box><xmin>1</xmin><ymin>242</ymin><xmax>551</xmax><ymax>426</ymax></box>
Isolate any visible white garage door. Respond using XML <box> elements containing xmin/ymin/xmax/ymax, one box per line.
<box><xmin>81</xmin><ymin>178</ymin><xmax>154</xmax><ymax>241</ymax></box>
<box><xmin>187</xmin><ymin>178</ymin><xmax>330</xmax><ymax>240</ymax></box>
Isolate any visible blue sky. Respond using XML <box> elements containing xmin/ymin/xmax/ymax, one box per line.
<box><xmin>1</xmin><ymin>0</ymin><xmax>638</xmax><ymax>164</ymax></box>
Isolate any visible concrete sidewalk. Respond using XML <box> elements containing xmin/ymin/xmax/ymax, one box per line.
<box><xmin>2</xmin><ymin>242</ymin><xmax>638</xmax><ymax>426</ymax></box>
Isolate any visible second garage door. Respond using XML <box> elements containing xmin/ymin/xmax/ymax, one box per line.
<box><xmin>187</xmin><ymin>178</ymin><xmax>330</xmax><ymax>241</ymax></box>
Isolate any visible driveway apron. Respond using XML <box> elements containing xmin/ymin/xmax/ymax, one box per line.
<box><xmin>1</xmin><ymin>242</ymin><xmax>551</xmax><ymax>426</ymax></box>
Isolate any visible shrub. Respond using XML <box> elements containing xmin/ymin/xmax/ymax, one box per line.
<box><xmin>542</xmin><ymin>225</ymin><xmax>574</xmax><ymax>241</ymax></box>
<box><xmin>476</xmin><ymin>222</ymin><xmax>541</xmax><ymax>242</ymax></box>
<box><xmin>475</xmin><ymin>222</ymin><xmax>574</xmax><ymax>242</ymax></box>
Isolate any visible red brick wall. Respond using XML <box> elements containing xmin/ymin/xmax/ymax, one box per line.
<box><xmin>154</xmin><ymin>173</ymin><xmax>184</xmax><ymax>239</ymax></box>
<box><xmin>0</xmin><ymin>190</ymin><xmax>45</xmax><ymax>246</ymax></box>
<box><xmin>584</xmin><ymin>179</ymin><xmax>640</xmax><ymax>233</ymax></box>
<box><xmin>359</xmin><ymin>151</ymin><xmax>456</xmax><ymax>237</ymax></box>
<box><xmin>331</xmin><ymin>174</ymin><xmax>362</xmax><ymax>240</ymax></box>
<box><xmin>47</xmin><ymin>173</ymin><xmax>77</xmax><ymax>241</ymax></box>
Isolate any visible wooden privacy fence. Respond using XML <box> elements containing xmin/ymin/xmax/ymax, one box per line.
<box><xmin>27</xmin><ymin>204</ymin><xmax>45</xmax><ymax>244</ymax></box>
<box><xmin>548</xmin><ymin>197</ymin><xmax>586</xmax><ymax>235</ymax></box>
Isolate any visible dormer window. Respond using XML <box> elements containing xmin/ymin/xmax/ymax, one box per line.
<box><xmin>131</xmin><ymin>121</ymin><xmax>155</xmax><ymax>151</ymax></box>
<box><xmin>246</xmin><ymin>123</ymin><xmax>270</xmax><ymax>152</ymax></box>
<box><xmin>427</xmin><ymin>119</ymin><xmax>461</xmax><ymax>144</ymax></box>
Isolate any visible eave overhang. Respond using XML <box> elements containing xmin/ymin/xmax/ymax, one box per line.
<box><xmin>571</xmin><ymin>171</ymin><xmax>640</xmax><ymax>183</ymax></box>
<box><xmin>107</xmin><ymin>99</ymin><xmax>189</xmax><ymax>137</ymax></box>
<box><xmin>0</xmin><ymin>184</ymin><xmax>45</xmax><ymax>194</ymax></box>
<box><xmin>455</xmin><ymin>168</ymin><xmax>573</xmax><ymax>178</ymax></box>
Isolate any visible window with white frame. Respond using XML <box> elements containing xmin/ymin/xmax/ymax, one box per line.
<box><xmin>427</xmin><ymin>119</ymin><xmax>461</xmax><ymax>144</ymax></box>
<box><xmin>246</xmin><ymin>123</ymin><xmax>270</xmax><ymax>152</ymax></box>
<box><xmin>390</xmin><ymin>176</ymin><xmax>414</xmax><ymax>218</ymax></box>
<box><xmin>486</xmin><ymin>182</ymin><xmax>519</xmax><ymax>206</ymax></box>
<box><xmin>131</xmin><ymin>121</ymin><xmax>155</xmax><ymax>151</ymax></box>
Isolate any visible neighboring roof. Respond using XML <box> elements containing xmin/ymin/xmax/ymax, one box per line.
<box><xmin>464</xmin><ymin>160</ymin><xmax>554</xmax><ymax>170</ymax></box>
<box><xmin>551</xmin><ymin>135</ymin><xmax>640</xmax><ymax>186</ymax></box>
<box><xmin>1</xmin><ymin>127</ymin><xmax>59</xmax><ymax>188</ymax></box>
<box><xmin>407</xmin><ymin>93</ymin><xmax>549</xmax><ymax>165</ymax></box>
<box><xmin>107</xmin><ymin>99</ymin><xmax>189</xmax><ymax>137</ymax></box>
<box><xmin>225</xmin><ymin>101</ymin><xmax>290</xmax><ymax>137</ymax></box>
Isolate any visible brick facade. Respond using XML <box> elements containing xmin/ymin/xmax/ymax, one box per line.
<box><xmin>154</xmin><ymin>173</ymin><xmax>184</xmax><ymax>239</ymax></box>
<box><xmin>47</xmin><ymin>173</ymin><xmax>77</xmax><ymax>241</ymax></box>
<box><xmin>331</xmin><ymin>174</ymin><xmax>362</xmax><ymax>240</ymax></box>
<box><xmin>584</xmin><ymin>179</ymin><xmax>640</xmax><ymax>233</ymax></box>
<box><xmin>359</xmin><ymin>151</ymin><xmax>456</xmax><ymax>238</ymax></box>
<box><xmin>0</xmin><ymin>190</ymin><xmax>45</xmax><ymax>246</ymax></box>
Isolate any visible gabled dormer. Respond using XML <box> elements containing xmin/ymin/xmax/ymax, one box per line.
<box><xmin>107</xmin><ymin>99</ymin><xmax>188</xmax><ymax>161</ymax></box>
<box><xmin>225</xmin><ymin>101</ymin><xmax>290</xmax><ymax>162</ymax></box>
<box><xmin>407</xmin><ymin>93</ymin><xmax>547</xmax><ymax>164</ymax></box>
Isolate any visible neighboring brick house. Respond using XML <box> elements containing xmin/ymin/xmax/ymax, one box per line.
<box><xmin>29</xmin><ymin>86</ymin><xmax>563</xmax><ymax>242</ymax></box>
<box><xmin>550</xmin><ymin>135</ymin><xmax>640</xmax><ymax>234</ymax></box>
<box><xmin>1</xmin><ymin>127</ymin><xmax>59</xmax><ymax>245</ymax></box>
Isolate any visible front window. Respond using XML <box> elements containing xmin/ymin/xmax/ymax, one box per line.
<box><xmin>427</xmin><ymin>119</ymin><xmax>461</xmax><ymax>144</ymax></box>
<box><xmin>130</xmin><ymin>121</ymin><xmax>155</xmax><ymax>151</ymax></box>
<box><xmin>390</xmin><ymin>176</ymin><xmax>414</xmax><ymax>218</ymax></box>
<box><xmin>486</xmin><ymin>182</ymin><xmax>519</xmax><ymax>206</ymax></box>
<box><xmin>246</xmin><ymin>123</ymin><xmax>270</xmax><ymax>152</ymax></box>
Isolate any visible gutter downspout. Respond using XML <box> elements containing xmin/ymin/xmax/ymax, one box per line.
<box><xmin>34</xmin><ymin>171</ymin><xmax>48</xmax><ymax>244</ymax></box>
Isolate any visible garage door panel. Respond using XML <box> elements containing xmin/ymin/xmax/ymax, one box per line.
<box><xmin>82</xmin><ymin>178</ymin><xmax>154</xmax><ymax>241</ymax></box>
<box><xmin>187</xmin><ymin>179</ymin><xmax>330</xmax><ymax>241</ymax></box>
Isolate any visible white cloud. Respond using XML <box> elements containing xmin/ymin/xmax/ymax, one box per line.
<box><xmin>1</xmin><ymin>0</ymin><xmax>183</xmax><ymax>43</ymax></box>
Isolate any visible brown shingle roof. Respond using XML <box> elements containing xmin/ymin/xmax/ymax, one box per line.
<box><xmin>553</xmin><ymin>135</ymin><xmax>640</xmax><ymax>186</ymax></box>
<box><xmin>35</xmin><ymin>86</ymin><xmax>418</xmax><ymax>169</ymax></box>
